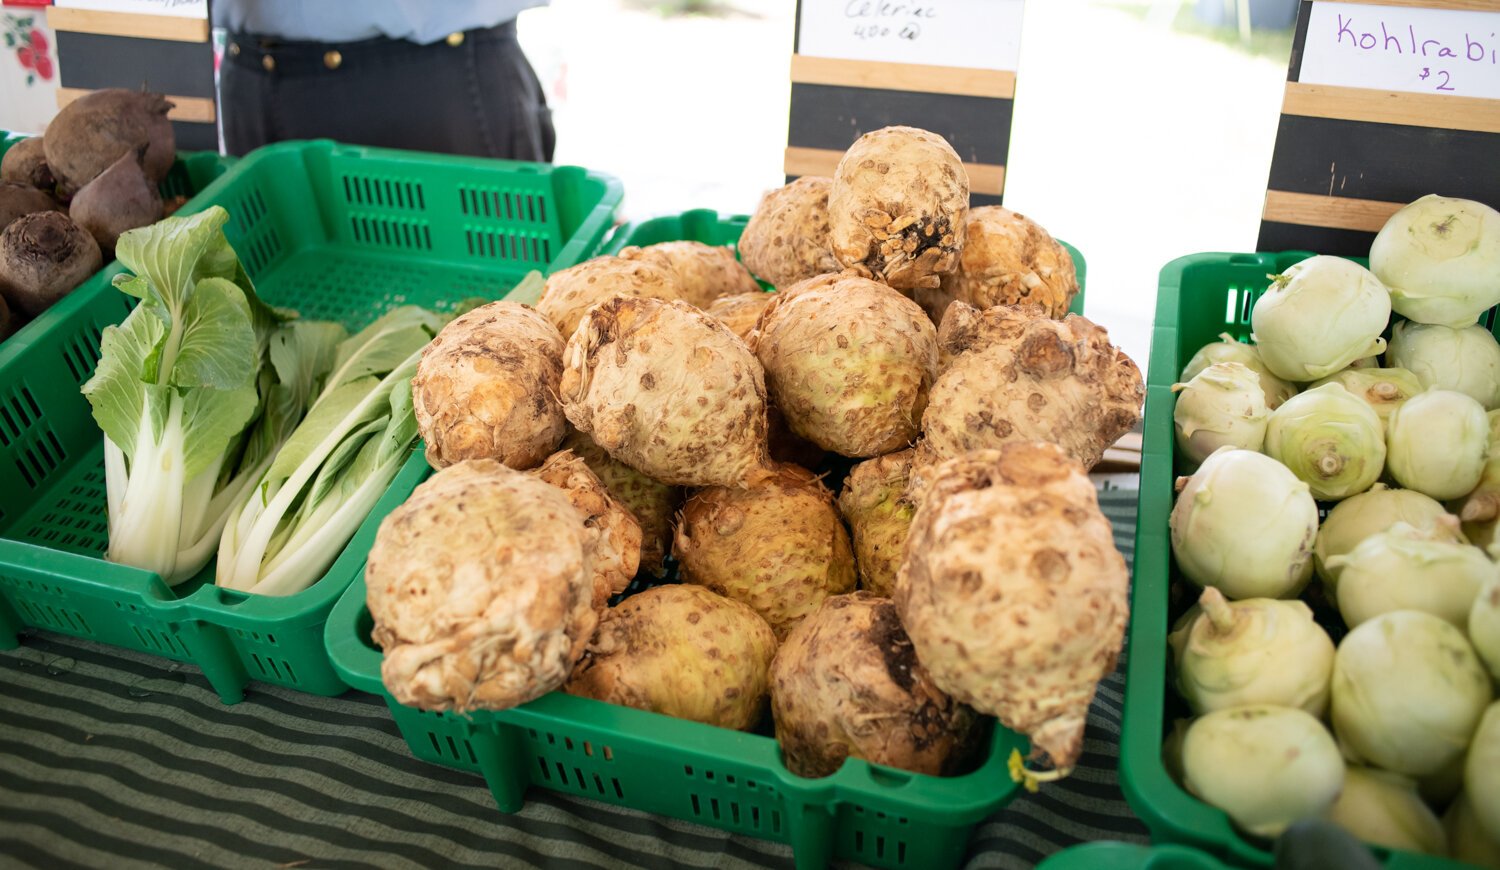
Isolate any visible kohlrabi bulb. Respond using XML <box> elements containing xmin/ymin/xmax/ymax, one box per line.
<box><xmin>1387</xmin><ymin>320</ymin><xmax>1500</xmax><ymax>410</ymax></box>
<box><xmin>1251</xmin><ymin>256</ymin><xmax>1391</xmax><ymax>382</ymax></box>
<box><xmin>1182</xmin><ymin>705</ymin><xmax>1344</xmax><ymax>838</ymax></box>
<box><xmin>1169</xmin><ymin>587</ymin><xmax>1335</xmax><ymax>716</ymax></box>
<box><xmin>1331</xmin><ymin>610</ymin><xmax>1493</xmax><ymax>777</ymax></box>
<box><xmin>1314</xmin><ymin>485</ymin><xmax>1464</xmax><ymax>592</ymax></box>
<box><xmin>1372</xmin><ymin>194</ymin><xmax>1500</xmax><ymax>328</ymax></box>
<box><xmin>1324</xmin><ymin>765</ymin><xmax>1448</xmax><ymax>856</ymax></box>
<box><xmin>1172</xmin><ymin>362</ymin><xmax>1270</xmax><ymax>464</ymax></box>
<box><xmin>1264</xmin><ymin>383</ymin><xmax>1386</xmax><ymax>501</ymax></box>
<box><xmin>1170</xmin><ymin>448</ymin><xmax>1319</xmax><ymax>600</ymax></box>
<box><xmin>1387</xmin><ymin>389</ymin><xmax>1490</xmax><ymax>500</ymax></box>
<box><xmin>1467</xmin><ymin>703</ymin><xmax>1500</xmax><ymax>844</ymax></box>
<box><xmin>1309</xmin><ymin>367</ymin><xmax>1423</xmax><ymax>422</ymax></box>
<box><xmin>1473</xmin><ymin>576</ymin><xmax>1500</xmax><ymax>682</ymax></box>
<box><xmin>1328</xmin><ymin>522</ymin><xmax>1491</xmax><ymax>628</ymax></box>
<box><xmin>1445</xmin><ymin>792</ymin><xmax>1500</xmax><ymax>869</ymax></box>
<box><xmin>1181</xmin><ymin>333</ymin><xmax>1298</xmax><ymax>410</ymax></box>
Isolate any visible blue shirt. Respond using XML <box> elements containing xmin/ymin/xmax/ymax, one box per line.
<box><xmin>213</xmin><ymin>0</ymin><xmax>549</xmax><ymax>45</ymax></box>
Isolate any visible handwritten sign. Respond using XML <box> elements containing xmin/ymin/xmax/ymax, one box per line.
<box><xmin>1300</xmin><ymin>2</ymin><xmax>1500</xmax><ymax>99</ymax></box>
<box><xmin>52</xmin><ymin>0</ymin><xmax>207</xmax><ymax>20</ymax></box>
<box><xmin>797</xmin><ymin>0</ymin><xmax>1024</xmax><ymax>72</ymax></box>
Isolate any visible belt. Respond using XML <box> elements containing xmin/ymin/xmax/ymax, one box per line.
<box><xmin>226</xmin><ymin>20</ymin><xmax>517</xmax><ymax>76</ymax></box>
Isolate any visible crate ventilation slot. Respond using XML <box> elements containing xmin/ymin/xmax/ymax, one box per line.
<box><xmin>131</xmin><ymin>625</ymin><xmax>188</xmax><ymax>655</ymax></box>
<box><xmin>465</xmin><ymin>230</ymin><xmax>550</xmax><ymax>264</ymax></box>
<box><xmin>15</xmin><ymin>598</ymin><xmax>93</xmax><ymax>635</ymax></box>
<box><xmin>459</xmin><ymin>187</ymin><xmax>547</xmax><ymax>224</ymax></box>
<box><xmin>343</xmin><ymin>175</ymin><xmax>425</xmax><ymax>211</ymax></box>
<box><xmin>250</xmin><ymin>653</ymin><xmax>297</xmax><ymax>683</ymax></box>
<box><xmin>239</xmin><ymin>228</ymin><xmax>284</xmax><ymax>276</ymax></box>
<box><xmin>0</xmin><ymin>387</ymin><xmax>42</xmax><ymax>448</ymax></box>
<box><xmin>351</xmin><ymin>216</ymin><xmax>433</xmax><ymax>250</ymax></box>
<box><xmin>14</xmin><ymin>428</ymin><xmax>66</xmax><ymax>489</ymax></box>
<box><xmin>233</xmin><ymin>187</ymin><xmax>270</xmax><ymax>234</ymax></box>
<box><xmin>61</xmin><ymin>326</ymin><xmax>105</xmax><ymax>385</ymax></box>
<box><xmin>427</xmin><ymin>732</ymin><xmax>478</xmax><ymax>765</ymax></box>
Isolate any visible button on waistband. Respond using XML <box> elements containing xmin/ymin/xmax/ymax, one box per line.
<box><xmin>323</xmin><ymin>49</ymin><xmax>342</xmax><ymax>69</ymax></box>
<box><xmin>261</xmin><ymin>53</ymin><xmax>276</xmax><ymax>72</ymax></box>
<box><xmin>445</xmin><ymin>31</ymin><xmax>465</xmax><ymax>47</ymax></box>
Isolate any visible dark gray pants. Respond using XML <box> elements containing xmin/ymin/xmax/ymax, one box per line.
<box><xmin>220</xmin><ymin>21</ymin><xmax>555</xmax><ymax>162</ymax></box>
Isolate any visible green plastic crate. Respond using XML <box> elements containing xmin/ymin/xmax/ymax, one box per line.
<box><xmin>326</xmin><ymin>573</ymin><xmax>1029</xmax><ymax>870</ymax></box>
<box><xmin>599</xmin><ymin>207</ymin><xmax>1090</xmax><ymax>316</ymax></box>
<box><xmin>1121</xmin><ymin>252</ymin><xmax>1481</xmax><ymax>869</ymax></box>
<box><xmin>1038</xmin><ymin>842</ymin><xmax>1227</xmax><ymax>870</ymax></box>
<box><xmin>317</xmin><ymin>208</ymin><xmax>1078</xmax><ymax>870</ymax></box>
<box><xmin>0</xmin><ymin>139</ymin><xmax>622</xmax><ymax>704</ymax></box>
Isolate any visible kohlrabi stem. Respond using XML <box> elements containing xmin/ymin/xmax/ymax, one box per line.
<box><xmin>1317</xmin><ymin>453</ymin><xmax>1343</xmax><ymax>476</ymax></box>
<box><xmin>1372</xmin><ymin>383</ymin><xmax>1400</xmax><ymax>401</ymax></box>
<box><xmin>1200</xmin><ymin>588</ymin><xmax>1237</xmax><ymax>634</ymax></box>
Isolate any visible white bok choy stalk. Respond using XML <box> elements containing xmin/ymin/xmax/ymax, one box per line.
<box><xmin>216</xmin><ymin>306</ymin><xmax>444</xmax><ymax>596</ymax></box>
<box><xmin>82</xmin><ymin>207</ymin><xmax>287</xmax><ymax>584</ymax></box>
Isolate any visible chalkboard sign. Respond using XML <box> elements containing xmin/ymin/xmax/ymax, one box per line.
<box><xmin>786</xmin><ymin>0</ymin><xmax>1025</xmax><ymax>206</ymax></box>
<box><xmin>48</xmin><ymin>0</ymin><xmax>216</xmax><ymax>151</ymax></box>
<box><xmin>1258</xmin><ymin>0</ymin><xmax>1500</xmax><ymax>255</ymax></box>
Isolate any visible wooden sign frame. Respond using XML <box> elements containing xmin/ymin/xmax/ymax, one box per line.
<box><xmin>1258</xmin><ymin>0</ymin><xmax>1500</xmax><ymax>255</ymax></box>
<box><xmin>47</xmin><ymin>1</ymin><xmax>217</xmax><ymax>150</ymax></box>
<box><xmin>785</xmin><ymin>1</ymin><xmax>1023</xmax><ymax>206</ymax></box>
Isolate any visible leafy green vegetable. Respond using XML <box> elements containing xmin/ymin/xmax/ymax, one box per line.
<box><xmin>83</xmin><ymin>207</ymin><xmax>286</xmax><ymax>585</ymax></box>
<box><xmin>216</xmin><ymin>307</ymin><xmax>442</xmax><ymax>596</ymax></box>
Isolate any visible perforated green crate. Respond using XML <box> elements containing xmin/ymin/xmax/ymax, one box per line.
<box><xmin>598</xmin><ymin>207</ymin><xmax>1089</xmax><ymax>315</ymax></box>
<box><xmin>0</xmin><ymin>139</ymin><xmax>621</xmax><ymax>703</ymax></box>
<box><xmin>1121</xmin><ymin>252</ymin><xmax>1481</xmax><ymax>869</ymax></box>
<box><xmin>326</xmin><ymin>573</ymin><xmax>1029</xmax><ymax>870</ymax></box>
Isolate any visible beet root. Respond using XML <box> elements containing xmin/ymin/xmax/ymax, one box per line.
<box><xmin>44</xmin><ymin>89</ymin><xmax>175</xmax><ymax>194</ymax></box>
<box><xmin>0</xmin><ymin>182</ymin><xmax>61</xmax><ymax>232</ymax></box>
<box><xmin>1</xmin><ymin>137</ymin><xmax>56</xmax><ymax>191</ymax></box>
<box><xmin>0</xmin><ymin>211</ymin><xmax>103</xmax><ymax>317</ymax></box>
<box><xmin>69</xmin><ymin>150</ymin><xmax>164</xmax><ymax>256</ymax></box>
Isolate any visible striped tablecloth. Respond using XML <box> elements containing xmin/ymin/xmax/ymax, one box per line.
<box><xmin>0</xmin><ymin>488</ymin><xmax>1148</xmax><ymax>870</ymax></box>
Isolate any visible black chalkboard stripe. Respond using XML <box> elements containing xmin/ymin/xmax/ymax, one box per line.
<box><xmin>1262</xmin><ymin>190</ymin><xmax>1403</xmax><ymax>233</ymax></box>
<box><xmin>1263</xmin><ymin>114</ymin><xmax>1500</xmax><ymax>205</ymax></box>
<box><xmin>1258</xmin><ymin>220</ymin><xmax>1378</xmax><ymax>257</ymax></box>
<box><xmin>54</xmin><ymin>31</ymin><xmax>215</xmax><ymax>98</ymax></box>
<box><xmin>1287</xmin><ymin>0</ymin><xmax>1314</xmax><ymax>81</ymax></box>
<box><xmin>790</xmin><ymin>54</ymin><xmax>1016</xmax><ymax>99</ymax></box>
<box><xmin>783</xmin><ymin>145</ymin><xmax>1006</xmax><ymax>196</ymax></box>
<box><xmin>1282</xmin><ymin>82</ymin><xmax>1500</xmax><ymax>134</ymax></box>
<box><xmin>171</xmin><ymin>120</ymin><xmax>220</xmax><ymax>153</ymax></box>
<box><xmin>47</xmin><ymin>7</ymin><xmax>209</xmax><ymax>43</ymax></box>
<box><xmin>787</xmin><ymin>82</ymin><xmax>1012</xmax><ymax>166</ymax></box>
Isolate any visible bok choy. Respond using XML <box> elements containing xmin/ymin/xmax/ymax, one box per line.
<box><xmin>82</xmin><ymin>206</ymin><xmax>287</xmax><ymax>584</ymax></box>
<box><xmin>216</xmin><ymin>306</ymin><xmax>444</xmax><ymax>596</ymax></box>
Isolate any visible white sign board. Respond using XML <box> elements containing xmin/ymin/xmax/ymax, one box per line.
<box><xmin>1300</xmin><ymin>1</ymin><xmax>1500</xmax><ymax>99</ymax></box>
<box><xmin>52</xmin><ymin>0</ymin><xmax>207</xmax><ymax>20</ymax></box>
<box><xmin>797</xmin><ymin>0</ymin><xmax>1024</xmax><ymax>72</ymax></box>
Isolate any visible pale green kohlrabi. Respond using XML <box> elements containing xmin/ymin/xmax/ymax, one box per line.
<box><xmin>1445</xmin><ymin>792</ymin><xmax>1500</xmax><ymax>870</ymax></box>
<box><xmin>1467</xmin><ymin>702</ymin><xmax>1500</xmax><ymax>844</ymax></box>
<box><xmin>1172</xmin><ymin>362</ymin><xmax>1269</xmax><ymax>465</ymax></box>
<box><xmin>1313</xmin><ymin>484</ymin><xmax>1464</xmax><ymax>592</ymax></box>
<box><xmin>1387</xmin><ymin>320</ymin><xmax>1500</xmax><ymax>410</ymax></box>
<box><xmin>1387</xmin><ymin>389</ymin><xmax>1490</xmax><ymax>500</ymax></box>
<box><xmin>1309</xmin><ymin>367</ymin><xmax>1423</xmax><ymax>423</ymax></box>
<box><xmin>1327</xmin><ymin>521</ymin><xmax>1491</xmax><ymax>628</ymax></box>
<box><xmin>216</xmin><ymin>306</ymin><xmax>445</xmax><ymax>596</ymax></box>
<box><xmin>1331</xmin><ymin>610</ymin><xmax>1493</xmax><ymax>777</ymax></box>
<box><xmin>1250</xmin><ymin>256</ymin><xmax>1391</xmax><ymax>382</ymax></box>
<box><xmin>1473</xmin><ymin>575</ymin><xmax>1500</xmax><ymax>682</ymax></box>
<box><xmin>1168</xmin><ymin>586</ymin><xmax>1334</xmax><ymax>716</ymax></box>
<box><xmin>1182</xmin><ymin>705</ymin><xmax>1344</xmax><ymax>838</ymax></box>
<box><xmin>1170</xmin><ymin>447</ymin><xmax>1319</xmax><ymax>600</ymax></box>
<box><xmin>1371</xmin><ymin>195</ymin><xmax>1500</xmax><ymax>328</ymax></box>
<box><xmin>82</xmin><ymin>206</ymin><xmax>289</xmax><ymax>584</ymax></box>
<box><xmin>1180</xmin><ymin>333</ymin><xmax>1297</xmax><ymax>410</ymax></box>
<box><xmin>1453</xmin><ymin>410</ymin><xmax>1500</xmax><ymax>551</ymax></box>
<box><xmin>1264</xmin><ymin>383</ymin><xmax>1385</xmax><ymax>501</ymax></box>
<box><xmin>1324</xmin><ymin>765</ymin><xmax>1447</xmax><ymax>856</ymax></box>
